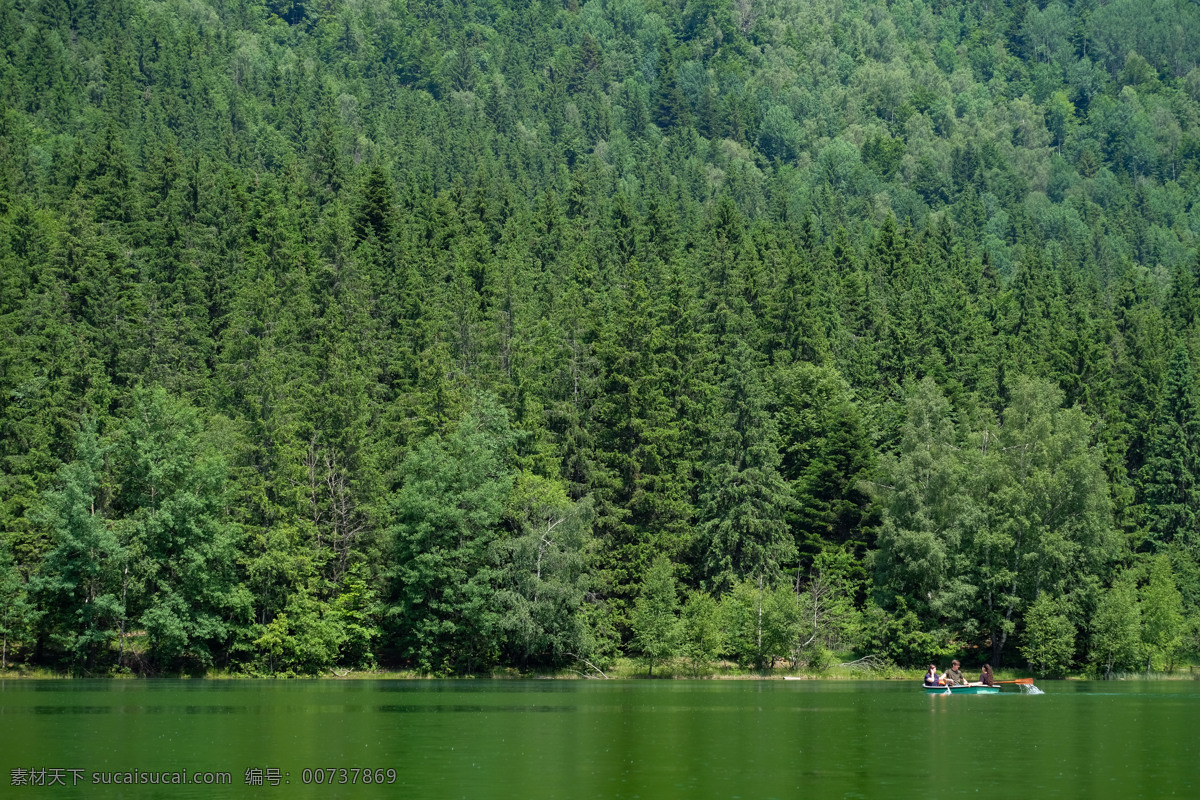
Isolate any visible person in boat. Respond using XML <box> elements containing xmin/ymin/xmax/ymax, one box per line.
<box><xmin>943</xmin><ymin>659</ymin><xmax>968</xmax><ymax>686</ymax></box>
<box><xmin>978</xmin><ymin>664</ymin><xmax>995</xmax><ymax>686</ymax></box>
<box><xmin>923</xmin><ymin>664</ymin><xmax>943</xmax><ymax>686</ymax></box>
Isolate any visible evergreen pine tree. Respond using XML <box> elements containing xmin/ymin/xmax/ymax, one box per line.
<box><xmin>651</xmin><ymin>35</ymin><xmax>689</xmax><ymax>132</ymax></box>
<box><xmin>1140</xmin><ymin>344</ymin><xmax>1200</xmax><ymax>549</ymax></box>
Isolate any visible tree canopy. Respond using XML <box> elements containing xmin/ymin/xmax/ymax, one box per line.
<box><xmin>2</xmin><ymin>0</ymin><xmax>1200</xmax><ymax>675</ymax></box>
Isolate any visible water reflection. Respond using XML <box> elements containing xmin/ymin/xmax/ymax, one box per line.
<box><xmin>1</xmin><ymin>680</ymin><xmax>1197</xmax><ymax>799</ymax></box>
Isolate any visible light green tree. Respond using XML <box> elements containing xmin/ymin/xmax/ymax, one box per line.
<box><xmin>757</xmin><ymin>105</ymin><xmax>802</xmax><ymax>163</ymax></box>
<box><xmin>496</xmin><ymin>473</ymin><xmax>596</xmax><ymax>668</ymax></box>
<box><xmin>874</xmin><ymin>379</ymin><xmax>977</xmax><ymax>630</ymax></box>
<box><xmin>795</xmin><ymin>548</ymin><xmax>864</xmax><ymax>667</ymax></box>
<box><xmin>1021</xmin><ymin>1</ymin><xmax>1073</xmax><ymax>63</ymax></box>
<box><xmin>1091</xmin><ymin>576</ymin><xmax>1142</xmax><ymax>679</ymax></box>
<box><xmin>876</xmin><ymin>377</ymin><xmax>1117</xmax><ymax>667</ymax></box>
<box><xmin>680</xmin><ymin>590</ymin><xmax>725</xmax><ymax>676</ymax></box>
<box><xmin>1020</xmin><ymin>593</ymin><xmax>1077</xmax><ymax>676</ymax></box>
<box><xmin>631</xmin><ymin>555</ymin><xmax>681</xmax><ymax>676</ymax></box>
<box><xmin>1140</xmin><ymin>555</ymin><xmax>1184</xmax><ymax>673</ymax></box>
<box><xmin>722</xmin><ymin>579</ymin><xmax>802</xmax><ymax>670</ymax></box>
<box><xmin>250</xmin><ymin>594</ymin><xmax>344</xmax><ymax>677</ymax></box>
<box><xmin>974</xmin><ymin>378</ymin><xmax>1116</xmax><ymax>667</ymax></box>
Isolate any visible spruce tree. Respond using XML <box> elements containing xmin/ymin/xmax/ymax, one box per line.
<box><xmin>1140</xmin><ymin>344</ymin><xmax>1200</xmax><ymax>550</ymax></box>
<box><xmin>696</xmin><ymin>331</ymin><xmax>796</xmax><ymax>591</ymax></box>
<box><xmin>0</xmin><ymin>536</ymin><xmax>33</xmax><ymax>668</ymax></box>
<box><xmin>651</xmin><ymin>35</ymin><xmax>689</xmax><ymax>132</ymax></box>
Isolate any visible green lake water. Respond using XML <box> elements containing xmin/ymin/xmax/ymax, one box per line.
<box><xmin>1</xmin><ymin>678</ymin><xmax>1195</xmax><ymax>799</ymax></box>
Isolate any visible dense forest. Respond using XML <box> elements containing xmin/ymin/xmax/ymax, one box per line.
<box><xmin>1</xmin><ymin>0</ymin><xmax>1198</xmax><ymax>677</ymax></box>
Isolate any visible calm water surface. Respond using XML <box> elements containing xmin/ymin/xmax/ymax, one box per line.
<box><xmin>1</xmin><ymin>678</ymin><xmax>1195</xmax><ymax>799</ymax></box>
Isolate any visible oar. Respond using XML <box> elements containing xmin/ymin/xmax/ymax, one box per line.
<box><xmin>993</xmin><ymin>678</ymin><xmax>1034</xmax><ymax>684</ymax></box>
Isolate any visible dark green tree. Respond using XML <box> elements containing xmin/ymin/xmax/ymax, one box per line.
<box><xmin>0</xmin><ymin>535</ymin><xmax>34</xmax><ymax>667</ymax></box>
<box><xmin>31</xmin><ymin>420</ymin><xmax>124</xmax><ymax>670</ymax></box>
<box><xmin>652</xmin><ymin>36</ymin><xmax>689</xmax><ymax>132</ymax></box>
<box><xmin>696</xmin><ymin>331</ymin><xmax>796</xmax><ymax>591</ymax></box>
<box><xmin>772</xmin><ymin>363</ymin><xmax>876</xmax><ymax>563</ymax></box>
<box><xmin>116</xmin><ymin>388</ymin><xmax>246</xmax><ymax>671</ymax></box>
<box><xmin>385</xmin><ymin>395</ymin><xmax>514</xmax><ymax>672</ymax></box>
<box><xmin>1140</xmin><ymin>344</ymin><xmax>1200</xmax><ymax>549</ymax></box>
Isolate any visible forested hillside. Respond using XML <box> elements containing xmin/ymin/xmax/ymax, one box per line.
<box><xmin>1</xmin><ymin>0</ymin><xmax>1198</xmax><ymax>676</ymax></box>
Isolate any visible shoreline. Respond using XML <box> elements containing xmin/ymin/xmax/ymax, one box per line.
<box><xmin>4</xmin><ymin>663</ymin><xmax>1198</xmax><ymax>682</ymax></box>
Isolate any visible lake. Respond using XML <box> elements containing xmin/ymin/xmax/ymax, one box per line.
<box><xmin>1</xmin><ymin>678</ymin><xmax>1195</xmax><ymax>798</ymax></box>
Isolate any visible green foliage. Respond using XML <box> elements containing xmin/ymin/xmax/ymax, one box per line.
<box><xmin>3</xmin><ymin>0</ymin><xmax>1200</xmax><ymax>675</ymax></box>
<box><xmin>861</xmin><ymin>598</ymin><xmax>954</xmax><ymax>667</ymax></box>
<box><xmin>0</xmin><ymin>537</ymin><xmax>34</xmax><ymax>668</ymax></box>
<box><xmin>30</xmin><ymin>421</ymin><xmax>124</xmax><ymax>670</ymax></box>
<box><xmin>385</xmin><ymin>395</ymin><xmax>515</xmax><ymax>673</ymax></box>
<box><xmin>697</xmin><ymin>329</ymin><xmax>796</xmax><ymax>591</ymax></box>
<box><xmin>496</xmin><ymin>473</ymin><xmax>596</xmax><ymax>667</ymax></box>
<box><xmin>757</xmin><ymin>105</ymin><xmax>802</xmax><ymax>164</ymax></box>
<box><xmin>1140</xmin><ymin>344</ymin><xmax>1200</xmax><ymax>549</ymax></box>
<box><xmin>1020</xmin><ymin>593</ymin><xmax>1077</xmax><ymax>677</ymax></box>
<box><xmin>332</xmin><ymin>563</ymin><xmax>380</xmax><ymax>671</ymax></box>
<box><xmin>631</xmin><ymin>555</ymin><xmax>681</xmax><ymax>676</ymax></box>
<box><xmin>1140</xmin><ymin>555</ymin><xmax>1185</xmax><ymax>672</ymax></box>
<box><xmin>875</xmin><ymin>377</ymin><xmax>1116</xmax><ymax>667</ymax></box>
<box><xmin>117</xmin><ymin>388</ymin><xmax>244</xmax><ymax>671</ymax></box>
<box><xmin>773</xmin><ymin>364</ymin><xmax>875</xmax><ymax>560</ymax></box>
<box><xmin>796</xmin><ymin>548</ymin><xmax>865</xmax><ymax>660</ymax></box>
<box><xmin>680</xmin><ymin>590</ymin><xmax>725</xmax><ymax>676</ymax></box>
<box><xmin>1090</xmin><ymin>575</ymin><xmax>1143</xmax><ymax>679</ymax></box>
<box><xmin>721</xmin><ymin>579</ymin><xmax>802</xmax><ymax>670</ymax></box>
<box><xmin>251</xmin><ymin>597</ymin><xmax>345</xmax><ymax>677</ymax></box>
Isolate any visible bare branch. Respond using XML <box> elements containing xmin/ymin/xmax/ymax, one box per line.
<box><xmin>564</xmin><ymin>652</ymin><xmax>609</xmax><ymax>679</ymax></box>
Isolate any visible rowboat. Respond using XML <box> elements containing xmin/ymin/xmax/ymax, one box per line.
<box><xmin>923</xmin><ymin>684</ymin><xmax>1000</xmax><ymax>694</ymax></box>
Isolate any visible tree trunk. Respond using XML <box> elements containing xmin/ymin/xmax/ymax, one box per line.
<box><xmin>756</xmin><ymin>574</ymin><xmax>764</xmax><ymax>670</ymax></box>
<box><xmin>118</xmin><ymin>566</ymin><xmax>129</xmax><ymax>667</ymax></box>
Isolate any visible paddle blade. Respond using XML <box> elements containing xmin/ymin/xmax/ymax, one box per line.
<box><xmin>996</xmin><ymin>678</ymin><xmax>1034</xmax><ymax>684</ymax></box>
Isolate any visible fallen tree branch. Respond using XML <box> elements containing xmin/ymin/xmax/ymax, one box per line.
<box><xmin>839</xmin><ymin>654</ymin><xmax>888</xmax><ymax>671</ymax></box>
<box><xmin>565</xmin><ymin>652</ymin><xmax>609</xmax><ymax>679</ymax></box>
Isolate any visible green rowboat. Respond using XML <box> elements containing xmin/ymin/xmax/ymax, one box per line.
<box><xmin>923</xmin><ymin>684</ymin><xmax>1001</xmax><ymax>694</ymax></box>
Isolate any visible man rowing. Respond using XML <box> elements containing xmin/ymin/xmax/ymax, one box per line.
<box><xmin>942</xmin><ymin>659</ymin><xmax>968</xmax><ymax>686</ymax></box>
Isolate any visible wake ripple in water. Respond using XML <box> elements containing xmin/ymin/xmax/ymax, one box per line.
<box><xmin>1020</xmin><ymin>684</ymin><xmax>1045</xmax><ymax>695</ymax></box>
